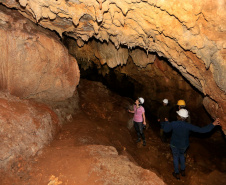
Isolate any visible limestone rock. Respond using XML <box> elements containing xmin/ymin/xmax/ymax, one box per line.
<box><xmin>130</xmin><ymin>49</ymin><xmax>156</xmax><ymax>68</ymax></box>
<box><xmin>95</xmin><ymin>41</ymin><xmax>128</xmax><ymax>68</ymax></box>
<box><xmin>0</xmin><ymin>6</ymin><xmax>80</xmax><ymax>101</ymax></box>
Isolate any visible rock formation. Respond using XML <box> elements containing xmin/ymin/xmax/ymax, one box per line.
<box><xmin>0</xmin><ymin>5</ymin><xmax>80</xmax><ymax>172</ymax></box>
<box><xmin>1</xmin><ymin>0</ymin><xmax>224</xmax><ymax>132</ymax></box>
<box><xmin>0</xmin><ymin>92</ymin><xmax>59</xmax><ymax>171</ymax></box>
<box><xmin>0</xmin><ymin>5</ymin><xmax>80</xmax><ymax>101</ymax></box>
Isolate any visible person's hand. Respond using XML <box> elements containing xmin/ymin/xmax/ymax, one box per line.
<box><xmin>165</xmin><ymin>118</ymin><xmax>169</xmax><ymax>122</ymax></box>
<box><xmin>143</xmin><ymin>121</ymin><xmax>146</xmax><ymax>125</ymax></box>
<box><xmin>213</xmin><ymin>118</ymin><xmax>220</xmax><ymax>126</ymax></box>
<box><xmin>157</xmin><ymin>119</ymin><xmax>160</xmax><ymax>122</ymax></box>
<box><xmin>128</xmin><ymin>109</ymin><xmax>131</xmax><ymax>113</ymax></box>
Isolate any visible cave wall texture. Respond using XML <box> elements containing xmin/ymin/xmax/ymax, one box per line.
<box><xmin>0</xmin><ymin>5</ymin><xmax>80</xmax><ymax>169</ymax></box>
<box><xmin>0</xmin><ymin>0</ymin><xmax>226</xmax><ymax>132</ymax></box>
<box><xmin>0</xmin><ymin>5</ymin><xmax>80</xmax><ymax>101</ymax></box>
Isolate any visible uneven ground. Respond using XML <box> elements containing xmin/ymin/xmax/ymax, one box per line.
<box><xmin>1</xmin><ymin>80</ymin><xmax>226</xmax><ymax>185</ymax></box>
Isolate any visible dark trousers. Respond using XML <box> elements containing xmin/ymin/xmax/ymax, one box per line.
<box><xmin>160</xmin><ymin>121</ymin><xmax>167</xmax><ymax>142</ymax></box>
<box><xmin>134</xmin><ymin>121</ymin><xmax>145</xmax><ymax>141</ymax></box>
<box><xmin>171</xmin><ymin>145</ymin><xmax>187</xmax><ymax>173</ymax></box>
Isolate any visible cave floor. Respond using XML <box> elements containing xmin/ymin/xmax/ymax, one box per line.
<box><xmin>1</xmin><ymin>110</ymin><xmax>226</xmax><ymax>185</ymax></box>
<box><xmin>1</xmin><ymin>79</ymin><xmax>226</xmax><ymax>185</ymax></box>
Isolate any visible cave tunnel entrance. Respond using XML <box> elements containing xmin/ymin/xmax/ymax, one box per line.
<box><xmin>79</xmin><ymin>62</ymin><xmax>135</xmax><ymax>100</ymax></box>
<box><xmin>61</xmin><ymin>35</ymin><xmax>226</xmax><ymax>180</ymax></box>
<box><xmin>62</xmin><ymin>35</ymin><xmax>214</xmax><ymax>126</ymax></box>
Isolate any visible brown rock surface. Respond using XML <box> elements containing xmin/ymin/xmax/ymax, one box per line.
<box><xmin>0</xmin><ymin>5</ymin><xmax>80</xmax><ymax>101</ymax></box>
<box><xmin>0</xmin><ymin>1</ymin><xmax>225</xmax><ymax>130</ymax></box>
<box><xmin>0</xmin><ymin>92</ymin><xmax>59</xmax><ymax>171</ymax></box>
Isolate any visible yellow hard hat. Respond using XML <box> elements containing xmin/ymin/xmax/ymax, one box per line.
<box><xmin>177</xmin><ymin>100</ymin><xmax>186</xmax><ymax>106</ymax></box>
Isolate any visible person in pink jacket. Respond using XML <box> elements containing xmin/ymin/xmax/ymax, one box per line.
<box><xmin>128</xmin><ymin>97</ymin><xmax>147</xmax><ymax>146</ymax></box>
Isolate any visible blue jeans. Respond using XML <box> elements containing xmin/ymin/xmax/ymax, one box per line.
<box><xmin>170</xmin><ymin>145</ymin><xmax>187</xmax><ymax>173</ymax></box>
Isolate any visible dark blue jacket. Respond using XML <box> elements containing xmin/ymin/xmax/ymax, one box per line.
<box><xmin>163</xmin><ymin>121</ymin><xmax>214</xmax><ymax>149</ymax></box>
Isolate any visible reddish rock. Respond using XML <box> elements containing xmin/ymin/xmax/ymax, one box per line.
<box><xmin>0</xmin><ymin>92</ymin><xmax>59</xmax><ymax>171</ymax></box>
<box><xmin>154</xmin><ymin>57</ymin><xmax>168</xmax><ymax>72</ymax></box>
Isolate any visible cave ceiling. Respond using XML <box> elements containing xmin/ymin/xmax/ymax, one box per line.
<box><xmin>1</xmin><ymin>0</ymin><xmax>226</xmax><ymax>132</ymax></box>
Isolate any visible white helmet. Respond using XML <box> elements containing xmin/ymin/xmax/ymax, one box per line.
<box><xmin>163</xmin><ymin>99</ymin><xmax>168</xmax><ymax>104</ymax></box>
<box><xmin>138</xmin><ymin>97</ymin><xmax>144</xmax><ymax>104</ymax></box>
<box><xmin>177</xmin><ymin>109</ymin><xmax>189</xmax><ymax>118</ymax></box>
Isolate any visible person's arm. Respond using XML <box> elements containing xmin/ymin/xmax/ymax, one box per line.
<box><xmin>189</xmin><ymin>118</ymin><xmax>220</xmax><ymax>133</ymax></box>
<box><xmin>128</xmin><ymin>105</ymin><xmax>135</xmax><ymax>113</ymax></box>
<box><xmin>142</xmin><ymin>112</ymin><xmax>146</xmax><ymax>125</ymax></box>
<box><xmin>128</xmin><ymin>110</ymin><xmax>135</xmax><ymax>113</ymax></box>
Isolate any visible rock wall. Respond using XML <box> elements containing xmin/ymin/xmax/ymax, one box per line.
<box><xmin>0</xmin><ymin>5</ymin><xmax>80</xmax><ymax>172</ymax></box>
<box><xmin>0</xmin><ymin>5</ymin><xmax>80</xmax><ymax>101</ymax></box>
<box><xmin>0</xmin><ymin>0</ymin><xmax>225</xmax><ymax>132</ymax></box>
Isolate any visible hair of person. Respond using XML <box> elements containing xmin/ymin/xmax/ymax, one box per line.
<box><xmin>177</xmin><ymin>115</ymin><xmax>187</xmax><ymax>121</ymax></box>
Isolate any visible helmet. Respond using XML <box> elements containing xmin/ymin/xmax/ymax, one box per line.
<box><xmin>138</xmin><ymin>97</ymin><xmax>144</xmax><ymax>104</ymax></box>
<box><xmin>177</xmin><ymin>100</ymin><xmax>186</xmax><ymax>106</ymax></box>
<box><xmin>163</xmin><ymin>99</ymin><xmax>168</xmax><ymax>104</ymax></box>
<box><xmin>176</xmin><ymin>109</ymin><xmax>189</xmax><ymax>118</ymax></box>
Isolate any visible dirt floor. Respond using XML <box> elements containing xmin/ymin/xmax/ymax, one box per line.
<box><xmin>1</xmin><ymin>80</ymin><xmax>226</xmax><ymax>185</ymax></box>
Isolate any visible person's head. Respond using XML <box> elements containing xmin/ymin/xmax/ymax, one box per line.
<box><xmin>163</xmin><ymin>99</ymin><xmax>168</xmax><ymax>106</ymax></box>
<box><xmin>136</xmin><ymin>97</ymin><xmax>144</xmax><ymax>106</ymax></box>
<box><xmin>176</xmin><ymin>109</ymin><xmax>188</xmax><ymax>121</ymax></box>
<box><xmin>177</xmin><ymin>100</ymin><xmax>186</xmax><ymax>109</ymax></box>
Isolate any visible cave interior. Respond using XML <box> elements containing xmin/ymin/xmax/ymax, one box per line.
<box><xmin>0</xmin><ymin>1</ymin><xmax>226</xmax><ymax>185</ymax></box>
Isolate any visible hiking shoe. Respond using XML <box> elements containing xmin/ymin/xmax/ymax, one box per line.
<box><xmin>180</xmin><ymin>170</ymin><xmax>185</xmax><ymax>177</ymax></box>
<box><xmin>136</xmin><ymin>138</ymin><xmax>141</xmax><ymax>143</ymax></box>
<box><xmin>172</xmin><ymin>172</ymin><xmax>180</xmax><ymax>180</ymax></box>
<box><xmin>143</xmin><ymin>140</ymin><xmax>146</xmax><ymax>146</ymax></box>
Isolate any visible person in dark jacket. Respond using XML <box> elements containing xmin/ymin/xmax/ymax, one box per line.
<box><xmin>163</xmin><ymin>109</ymin><xmax>220</xmax><ymax>180</ymax></box>
<box><xmin>157</xmin><ymin>99</ymin><xmax>171</xmax><ymax>142</ymax></box>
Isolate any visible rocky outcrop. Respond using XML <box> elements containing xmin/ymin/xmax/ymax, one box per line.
<box><xmin>86</xmin><ymin>145</ymin><xmax>165</xmax><ymax>185</ymax></box>
<box><xmin>0</xmin><ymin>1</ymin><xmax>225</xmax><ymax>132</ymax></box>
<box><xmin>0</xmin><ymin>5</ymin><xmax>80</xmax><ymax>101</ymax></box>
<box><xmin>0</xmin><ymin>92</ymin><xmax>59</xmax><ymax>171</ymax></box>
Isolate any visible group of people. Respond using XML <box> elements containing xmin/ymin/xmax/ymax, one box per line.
<box><xmin>128</xmin><ymin>97</ymin><xmax>221</xmax><ymax>180</ymax></box>
<box><xmin>157</xmin><ymin>99</ymin><xmax>190</xmax><ymax>142</ymax></box>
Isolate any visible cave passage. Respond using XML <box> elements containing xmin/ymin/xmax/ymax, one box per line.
<box><xmin>75</xmin><ymin>74</ymin><xmax>226</xmax><ymax>185</ymax></box>
<box><xmin>1</xmin><ymin>2</ymin><xmax>226</xmax><ymax>184</ymax></box>
<box><xmin>69</xmin><ymin>38</ymin><xmax>226</xmax><ymax>179</ymax></box>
